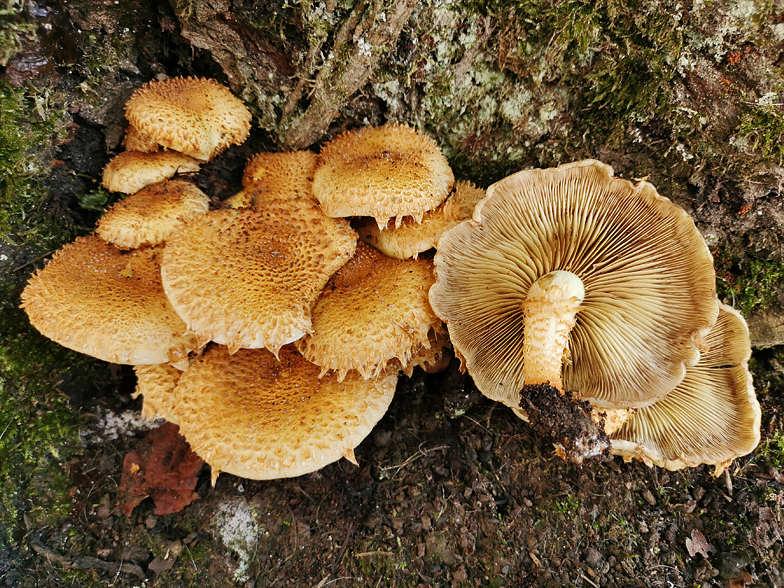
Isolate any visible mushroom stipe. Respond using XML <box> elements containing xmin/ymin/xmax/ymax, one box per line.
<box><xmin>521</xmin><ymin>383</ymin><xmax>611</xmax><ymax>464</ymax></box>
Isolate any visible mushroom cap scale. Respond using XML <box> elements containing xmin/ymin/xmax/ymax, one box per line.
<box><xmin>296</xmin><ymin>242</ymin><xmax>443</xmax><ymax>381</ymax></box>
<box><xmin>96</xmin><ymin>180</ymin><xmax>210</xmax><ymax>249</ymax></box>
<box><xmin>357</xmin><ymin>181</ymin><xmax>486</xmax><ymax>259</ymax></box>
<box><xmin>125</xmin><ymin>77</ymin><xmax>252</xmax><ymax>161</ymax></box>
<box><xmin>152</xmin><ymin>345</ymin><xmax>397</xmax><ymax>481</ymax></box>
<box><xmin>102</xmin><ymin>151</ymin><xmax>201</xmax><ymax>195</ymax></box>
<box><xmin>21</xmin><ymin>237</ymin><xmax>196</xmax><ymax>365</ymax></box>
<box><xmin>430</xmin><ymin>160</ymin><xmax>718</xmax><ymax>410</ymax></box>
<box><xmin>610</xmin><ymin>304</ymin><xmax>760</xmax><ymax>471</ymax></box>
<box><xmin>313</xmin><ymin>123</ymin><xmax>454</xmax><ymax>228</ymax></box>
<box><xmin>161</xmin><ymin>201</ymin><xmax>357</xmax><ymax>355</ymax></box>
<box><xmin>123</xmin><ymin>125</ymin><xmax>159</xmax><ymax>153</ymax></box>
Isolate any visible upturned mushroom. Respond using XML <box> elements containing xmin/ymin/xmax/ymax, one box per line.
<box><xmin>429</xmin><ymin>160</ymin><xmax>719</xmax><ymax>462</ymax></box>
<box><xmin>610</xmin><ymin>303</ymin><xmax>760</xmax><ymax>473</ymax></box>
<box><xmin>312</xmin><ymin>123</ymin><xmax>454</xmax><ymax>229</ymax></box>
<box><xmin>136</xmin><ymin>345</ymin><xmax>397</xmax><ymax>483</ymax></box>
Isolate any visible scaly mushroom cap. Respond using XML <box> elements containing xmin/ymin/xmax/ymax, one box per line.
<box><xmin>430</xmin><ymin>160</ymin><xmax>719</xmax><ymax>410</ymax></box>
<box><xmin>312</xmin><ymin>123</ymin><xmax>454</xmax><ymax>229</ymax></box>
<box><xmin>102</xmin><ymin>151</ymin><xmax>201</xmax><ymax>195</ymax></box>
<box><xmin>296</xmin><ymin>242</ymin><xmax>442</xmax><ymax>381</ymax></box>
<box><xmin>161</xmin><ymin>201</ymin><xmax>357</xmax><ymax>355</ymax></box>
<box><xmin>21</xmin><ymin>237</ymin><xmax>197</xmax><ymax>365</ymax></box>
<box><xmin>357</xmin><ymin>181</ymin><xmax>486</xmax><ymax>259</ymax></box>
<box><xmin>96</xmin><ymin>180</ymin><xmax>210</xmax><ymax>249</ymax></box>
<box><xmin>125</xmin><ymin>77</ymin><xmax>252</xmax><ymax>161</ymax></box>
<box><xmin>225</xmin><ymin>151</ymin><xmax>318</xmax><ymax>208</ymax></box>
<box><xmin>123</xmin><ymin>125</ymin><xmax>159</xmax><ymax>153</ymax></box>
<box><xmin>133</xmin><ymin>363</ymin><xmax>184</xmax><ymax>422</ymax></box>
<box><xmin>610</xmin><ymin>304</ymin><xmax>760</xmax><ymax>472</ymax></box>
<box><xmin>150</xmin><ymin>345</ymin><xmax>397</xmax><ymax>481</ymax></box>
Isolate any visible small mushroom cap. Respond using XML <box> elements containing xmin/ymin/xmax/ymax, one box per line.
<box><xmin>226</xmin><ymin>151</ymin><xmax>318</xmax><ymax>209</ymax></box>
<box><xmin>102</xmin><ymin>151</ymin><xmax>201</xmax><ymax>195</ymax></box>
<box><xmin>123</xmin><ymin>125</ymin><xmax>159</xmax><ymax>153</ymax></box>
<box><xmin>430</xmin><ymin>160</ymin><xmax>718</xmax><ymax>410</ymax></box>
<box><xmin>357</xmin><ymin>181</ymin><xmax>486</xmax><ymax>259</ymax></box>
<box><xmin>133</xmin><ymin>363</ymin><xmax>184</xmax><ymax>422</ymax></box>
<box><xmin>312</xmin><ymin>123</ymin><xmax>454</xmax><ymax>228</ymax></box>
<box><xmin>21</xmin><ymin>237</ymin><xmax>197</xmax><ymax>365</ymax></box>
<box><xmin>125</xmin><ymin>77</ymin><xmax>252</xmax><ymax>161</ymax></box>
<box><xmin>610</xmin><ymin>304</ymin><xmax>760</xmax><ymax>471</ymax></box>
<box><xmin>161</xmin><ymin>201</ymin><xmax>357</xmax><ymax>355</ymax></box>
<box><xmin>296</xmin><ymin>242</ymin><xmax>443</xmax><ymax>381</ymax></box>
<box><xmin>148</xmin><ymin>345</ymin><xmax>397</xmax><ymax>481</ymax></box>
<box><xmin>96</xmin><ymin>180</ymin><xmax>210</xmax><ymax>249</ymax></box>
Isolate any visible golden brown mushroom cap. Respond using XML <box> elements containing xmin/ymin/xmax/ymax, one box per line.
<box><xmin>357</xmin><ymin>181</ymin><xmax>486</xmax><ymax>259</ymax></box>
<box><xmin>21</xmin><ymin>237</ymin><xmax>197</xmax><ymax>365</ymax></box>
<box><xmin>102</xmin><ymin>151</ymin><xmax>201</xmax><ymax>195</ymax></box>
<box><xmin>312</xmin><ymin>123</ymin><xmax>454</xmax><ymax>229</ymax></box>
<box><xmin>225</xmin><ymin>151</ymin><xmax>318</xmax><ymax>209</ymax></box>
<box><xmin>161</xmin><ymin>201</ymin><xmax>357</xmax><ymax>355</ymax></box>
<box><xmin>123</xmin><ymin>125</ymin><xmax>159</xmax><ymax>153</ymax></box>
<box><xmin>125</xmin><ymin>77</ymin><xmax>252</xmax><ymax>161</ymax></box>
<box><xmin>610</xmin><ymin>304</ymin><xmax>760</xmax><ymax>472</ymax></box>
<box><xmin>96</xmin><ymin>180</ymin><xmax>210</xmax><ymax>249</ymax></box>
<box><xmin>148</xmin><ymin>345</ymin><xmax>397</xmax><ymax>481</ymax></box>
<box><xmin>296</xmin><ymin>242</ymin><xmax>443</xmax><ymax>380</ymax></box>
<box><xmin>429</xmin><ymin>160</ymin><xmax>718</xmax><ymax>410</ymax></box>
<box><xmin>133</xmin><ymin>363</ymin><xmax>184</xmax><ymax>422</ymax></box>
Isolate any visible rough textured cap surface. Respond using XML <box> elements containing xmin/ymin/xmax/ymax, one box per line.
<box><xmin>125</xmin><ymin>77</ymin><xmax>251</xmax><ymax>161</ymax></box>
<box><xmin>133</xmin><ymin>363</ymin><xmax>184</xmax><ymax>422</ymax></box>
<box><xmin>357</xmin><ymin>181</ymin><xmax>486</xmax><ymax>259</ymax></box>
<box><xmin>154</xmin><ymin>345</ymin><xmax>397</xmax><ymax>481</ymax></box>
<box><xmin>96</xmin><ymin>180</ymin><xmax>210</xmax><ymax>249</ymax></box>
<box><xmin>313</xmin><ymin>123</ymin><xmax>454</xmax><ymax>228</ymax></box>
<box><xmin>103</xmin><ymin>151</ymin><xmax>201</xmax><ymax>195</ymax></box>
<box><xmin>161</xmin><ymin>201</ymin><xmax>357</xmax><ymax>354</ymax></box>
<box><xmin>430</xmin><ymin>160</ymin><xmax>718</xmax><ymax>410</ymax></box>
<box><xmin>21</xmin><ymin>237</ymin><xmax>197</xmax><ymax>365</ymax></box>
<box><xmin>296</xmin><ymin>242</ymin><xmax>443</xmax><ymax>380</ymax></box>
<box><xmin>611</xmin><ymin>304</ymin><xmax>760</xmax><ymax>471</ymax></box>
<box><xmin>123</xmin><ymin>125</ymin><xmax>159</xmax><ymax>153</ymax></box>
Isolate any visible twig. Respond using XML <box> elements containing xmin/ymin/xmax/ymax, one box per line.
<box><xmin>12</xmin><ymin>250</ymin><xmax>56</xmax><ymax>272</ymax></box>
<box><xmin>580</xmin><ymin>573</ymin><xmax>600</xmax><ymax>588</ymax></box>
<box><xmin>31</xmin><ymin>539</ymin><xmax>144</xmax><ymax>578</ymax></box>
<box><xmin>379</xmin><ymin>443</ymin><xmax>449</xmax><ymax>479</ymax></box>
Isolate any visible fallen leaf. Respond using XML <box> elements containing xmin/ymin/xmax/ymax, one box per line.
<box><xmin>729</xmin><ymin>570</ymin><xmax>753</xmax><ymax>588</ymax></box>
<box><xmin>118</xmin><ymin>423</ymin><xmax>204</xmax><ymax>516</ymax></box>
<box><xmin>148</xmin><ymin>556</ymin><xmax>175</xmax><ymax>574</ymax></box>
<box><xmin>685</xmin><ymin>529</ymin><xmax>713</xmax><ymax>558</ymax></box>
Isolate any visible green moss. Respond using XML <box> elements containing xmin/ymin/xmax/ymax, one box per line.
<box><xmin>735</xmin><ymin>103</ymin><xmax>784</xmax><ymax>166</ymax></box>
<box><xmin>0</xmin><ymin>3</ymin><xmax>35</xmax><ymax>67</ymax></box>
<box><xmin>714</xmin><ymin>251</ymin><xmax>784</xmax><ymax>313</ymax></box>
<box><xmin>0</xmin><ymin>80</ymin><xmax>80</xmax><ymax>248</ymax></box>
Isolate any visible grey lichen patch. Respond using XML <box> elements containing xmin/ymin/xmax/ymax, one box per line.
<box><xmin>213</xmin><ymin>498</ymin><xmax>262</xmax><ymax>582</ymax></box>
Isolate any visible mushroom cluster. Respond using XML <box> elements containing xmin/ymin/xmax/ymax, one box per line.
<box><xmin>21</xmin><ymin>91</ymin><xmax>482</xmax><ymax>482</ymax></box>
<box><xmin>21</xmin><ymin>79</ymin><xmax>761</xmax><ymax>479</ymax></box>
<box><xmin>430</xmin><ymin>160</ymin><xmax>760</xmax><ymax>472</ymax></box>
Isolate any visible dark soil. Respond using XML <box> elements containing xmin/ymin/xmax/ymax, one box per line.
<box><xmin>521</xmin><ymin>383</ymin><xmax>611</xmax><ymax>465</ymax></box>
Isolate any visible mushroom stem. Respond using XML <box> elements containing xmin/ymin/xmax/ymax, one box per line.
<box><xmin>521</xmin><ymin>270</ymin><xmax>585</xmax><ymax>391</ymax></box>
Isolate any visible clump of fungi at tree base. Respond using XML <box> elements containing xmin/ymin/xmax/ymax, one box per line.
<box><xmin>20</xmin><ymin>77</ymin><xmax>760</xmax><ymax>486</ymax></box>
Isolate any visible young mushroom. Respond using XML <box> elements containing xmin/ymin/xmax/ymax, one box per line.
<box><xmin>429</xmin><ymin>160</ymin><xmax>719</xmax><ymax>462</ymax></box>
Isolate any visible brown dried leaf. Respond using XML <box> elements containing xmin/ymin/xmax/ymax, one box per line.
<box><xmin>685</xmin><ymin>529</ymin><xmax>713</xmax><ymax>558</ymax></box>
<box><xmin>148</xmin><ymin>556</ymin><xmax>175</xmax><ymax>574</ymax></box>
<box><xmin>119</xmin><ymin>422</ymin><xmax>204</xmax><ymax>516</ymax></box>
